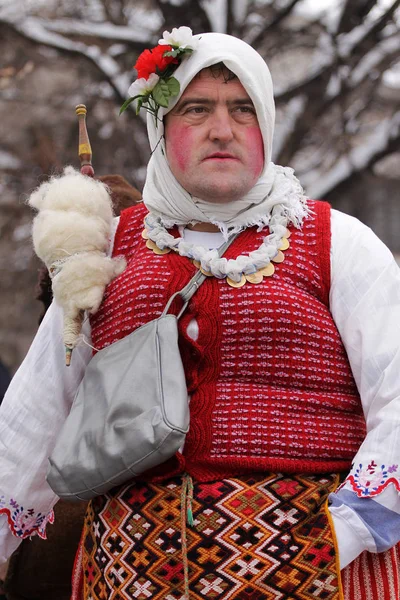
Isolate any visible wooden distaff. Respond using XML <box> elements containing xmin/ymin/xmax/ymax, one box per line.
<box><xmin>64</xmin><ymin>105</ymin><xmax>94</xmax><ymax>366</ymax></box>
<box><xmin>75</xmin><ymin>104</ymin><xmax>95</xmax><ymax>178</ymax></box>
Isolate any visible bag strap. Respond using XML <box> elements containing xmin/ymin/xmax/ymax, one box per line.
<box><xmin>162</xmin><ymin>232</ymin><xmax>240</xmax><ymax>318</ymax></box>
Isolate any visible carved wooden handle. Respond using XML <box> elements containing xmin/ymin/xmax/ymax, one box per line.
<box><xmin>75</xmin><ymin>104</ymin><xmax>94</xmax><ymax>177</ymax></box>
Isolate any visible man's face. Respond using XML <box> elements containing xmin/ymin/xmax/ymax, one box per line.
<box><xmin>164</xmin><ymin>68</ymin><xmax>264</xmax><ymax>204</ymax></box>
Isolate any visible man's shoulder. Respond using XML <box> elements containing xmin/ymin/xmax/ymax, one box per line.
<box><xmin>330</xmin><ymin>208</ymin><xmax>368</xmax><ymax>231</ymax></box>
<box><xmin>112</xmin><ymin>203</ymin><xmax>148</xmax><ymax>252</ymax></box>
<box><xmin>307</xmin><ymin>198</ymin><xmax>331</xmax><ymax>212</ymax></box>
<box><xmin>120</xmin><ymin>201</ymin><xmax>148</xmax><ymax>221</ymax></box>
<box><xmin>117</xmin><ymin>202</ymin><xmax>149</xmax><ymax>232</ymax></box>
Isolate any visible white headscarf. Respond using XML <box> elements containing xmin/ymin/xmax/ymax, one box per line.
<box><xmin>142</xmin><ymin>32</ymin><xmax>308</xmax><ymax>235</ymax></box>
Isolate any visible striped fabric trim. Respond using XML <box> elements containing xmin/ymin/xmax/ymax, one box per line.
<box><xmin>342</xmin><ymin>544</ymin><xmax>400</xmax><ymax>599</ymax></box>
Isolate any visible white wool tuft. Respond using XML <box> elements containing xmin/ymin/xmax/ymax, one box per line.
<box><xmin>52</xmin><ymin>254</ymin><xmax>126</xmax><ymax>318</ymax></box>
<box><xmin>29</xmin><ymin>166</ymin><xmax>113</xmax><ymax>224</ymax></box>
<box><xmin>32</xmin><ymin>211</ymin><xmax>111</xmax><ymax>266</ymax></box>
<box><xmin>28</xmin><ymin>167</ymin><xmax>126</xmax><ymax>355</ymax></box>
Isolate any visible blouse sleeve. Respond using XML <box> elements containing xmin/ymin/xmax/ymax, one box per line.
<box><xmin>327</xmin><ymin>209</ymin><xmax>400</xmax><ymax>566</ymax></box>
<box><xmin>0</xmin><ymin>301</ymin><xmax>92</xmax><ymax>566</ymax></box>
<box><xmin>329</xmin><ymin>209</ymin><xmax>400</xmax><ymax>498</ymax></box>
<box><xmin>0</xmin><ymin>215</ymin><xmax>119</xmax><ymax>567</ymax></box>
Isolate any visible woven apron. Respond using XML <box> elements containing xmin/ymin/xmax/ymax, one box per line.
<box><xmin>72</xmin><ymin>472</ymin><xmax>349</xmax><ymax>600</ymax></box>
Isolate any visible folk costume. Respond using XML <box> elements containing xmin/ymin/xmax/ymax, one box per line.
<box><xmin>1</xmin><ymin>30</ymin><xmax>400</xmax><ymax>600</ymax></box>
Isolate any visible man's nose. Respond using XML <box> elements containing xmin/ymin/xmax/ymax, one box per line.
<box><xmin>208</xmin><ymin>109</ymin><xmax>234</xmax><ymax>143</ymax></box>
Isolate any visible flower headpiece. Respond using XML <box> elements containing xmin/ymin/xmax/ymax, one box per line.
<box><xmin>120</xmin><ymin>26</ymin><xmax>198</xmax><ymax>120</ymax></box>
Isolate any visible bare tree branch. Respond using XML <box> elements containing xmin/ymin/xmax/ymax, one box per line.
<box><xmin>303</xmin><ymin>111</ymin><xmax>400</xmax><ymax>198</ymax></box>
<box><xmin>102</xmin><ymin>0</ymin><xmax>130</xmax><ymax>25</ymax></box>
<box><xmin>0</xmin><ymin>17</ymin><xmax>133</xmax><ymax>101</ymax></box>
<box><xmin>338</xmin><ymin>0</ymin><xmax>400</xmax><ymax>59</ymax></box>
<box><xmin>38</xmin><ymin>18</ymin><xmax>154</xmax><ymax>45</ymax></box>
<box><xmin>337</xmin><ymin>0</ymin><xmax>377</xmax><ymax>34</ymax></box>
<box><xmin>153</xmin><ymin>0</ymin><xmax>211</xmax><ymax>34</ymax></box>
<box><xmin>227</xmin><ymin>0</ymin><xmax>235</xmax><ymax>35</ymax></box>
<box><xmin>0</xmin><ymin>0</ymin><xmax>398</xmax><ymax>222</ymax></box>
<box><xmin>249</xmin><ymin>0</ymin><xmax>303</xmax><ymax>47</ymax></box>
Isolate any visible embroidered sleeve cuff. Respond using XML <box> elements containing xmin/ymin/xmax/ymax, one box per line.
<box><xmin>339</xmin><ymin>461</ymin><xmax>400</xmax><ymax>497</ymax></box>
<box><xmin>0</xmin><ymin>515</ymin><xmax>22</xmax><ymax>569</ymax></box>
<box><xmin>328</xmin><ymin>500</ymin><xmax>375</xmax><ymax>569</ymax></box>
<box><xmin>331</xmin><ymin>487</ymin><xmax>400</xmax><ymax>553</ymax></box>
<box><xmin>0</xmin><ymin>497</ymin><xmax>54</xmax><ymax>540</ymax></box>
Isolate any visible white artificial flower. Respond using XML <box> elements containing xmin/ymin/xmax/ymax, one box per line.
<box><xmin>128</xmin><ymin>73</ymin><xmax>159</xmax><ymax>97</ymax></box>
<box><xmin>158</xmin><ymin>26</ymin><xmax>198</xmax><ymax>50</ymax></box>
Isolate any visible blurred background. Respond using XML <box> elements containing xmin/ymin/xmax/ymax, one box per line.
<box><xmin>0</xmin><ymin>0</ymin><xmax>399</xmax><ymax>374</ymax></box>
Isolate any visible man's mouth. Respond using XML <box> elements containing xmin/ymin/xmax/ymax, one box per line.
<box><xmin>203</xmin><ymin>153</ymin><xmax>238</xmax><ymax>160</ymax></box>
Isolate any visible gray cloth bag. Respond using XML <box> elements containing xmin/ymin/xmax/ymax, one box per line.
<box><xmin>47</xmin><ymin>236</ymin><xmax>236</xmax><ymax>501</ymax></box>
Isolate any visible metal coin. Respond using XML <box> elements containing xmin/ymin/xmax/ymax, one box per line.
<box><xmin>141</xmin><ymin>229</ymin><xmax>149</xmax><ymax>239</ymax></box>
<box><xmin>193</xmin><ymin>260</ymin><xmax>201</xmax><ymax>269</ymax></box>
<box><xmin>227</xmin><ymin>274</ymin><xmax>246</xmax><ymax>288</ymax></box>
<box><xmin>259</xmin><ymin>263</ymin><xmax>275</xmax><ymax>277</ymax></box>
<box><xmin>200</xmin><ymin>266</ymin><xmax>214</xmax><ymax>277</ymax></box>
<box><xmin>245</xmin><ymin>272</ymin><xmax>263</xmax><ymax>284</ymax></box>
<box><xmin>279</xmin><ymin>238</ymin><xmax>290</xmax><ymax>251</ymax></box>
<box><xmin>271</xmin><ymin>250</ymin><xmax>285</xmax><ymax>263</ymax></box>
<box><xmin>146</xmin><ymin>239</ymin><xmax>158</xmax><ymax>250</ymax></box>
<box><xmin>153</xmin><ymin>247</ymin><xmax>171</xmax><ymax>255</ymax></box>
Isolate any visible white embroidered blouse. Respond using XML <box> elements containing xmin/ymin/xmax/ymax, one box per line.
<box><xmin>1</xmin><ymin>209</ymin><xmax>400</xmax><ymax>571</ymax></box>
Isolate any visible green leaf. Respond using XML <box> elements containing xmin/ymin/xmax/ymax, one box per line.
<box><xmin>152</xmin><ymin>80</ymin><xmax>170</xmax><ymax>108</ymax></box>
<box><xmin>166</xmin><ymin>77</ymin><xmax>180</xmax><ymax>97</ymax></box>
<box><xmin>119</xmin><ymin>94</ymin><xmax>147</xmax><ymax>115</ymax></box>
<box><xmin>119</xmin><ymin>96</ymin><xmax>136</xmax><ymax>115</ymax></box>
<box><xmin>163</xmin><ymin>49</ymin><xmax>179</xmax><ymax>58</ymax></box>
<box><xmin>135</xmin><ymin>97</ymin><xmax>144</xmax><ymax>115</ymax></box>
<box><xmin>175</xmin><ymin>48</ymin><xmax>193</xmax><ymax>59</ymax></box>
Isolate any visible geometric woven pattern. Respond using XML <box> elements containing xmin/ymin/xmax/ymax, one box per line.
<box><xmin>79</xmin><ymin>473</ymin><xmax>342</xmax><ymax>599</ymax></box>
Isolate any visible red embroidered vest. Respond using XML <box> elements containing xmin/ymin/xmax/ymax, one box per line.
<box><xmin>90</xmin><ymin>200</ymin><xmax>366</xmax><ymax>481</ymax></box>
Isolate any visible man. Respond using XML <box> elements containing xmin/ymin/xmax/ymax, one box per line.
<box><xmin>1</xmin><ymin>29</ymin><xmax>400</xmax><ymax>600</ymax></box>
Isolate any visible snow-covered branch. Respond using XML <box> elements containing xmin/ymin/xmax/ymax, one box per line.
<box><xmin>44</xmin><ymin>18</ymin><xmax>155</xmax><ymax>45</ymax></box>
<box><xmin>350</xmin><ymin>34</ymin><xmax>400</xmax><ymax>86</ymax></box>
<box><xmin>0</xmin><ymin>0</ymin><xmax>398</xmax><ymax>206</ymax></box>
<box><xmin>338</xmin><ymin>0</ymin><xmax>400</xmax><ymax>58</ymax></box>
<box><xmin>302</xmin><ymin>111</ymin><xmax>400</xmax><ymax>198</ymax></box>
<box><xmin>272</xmin><ymin>95</ymin><xmax>307</xmax><ymax>162</ymax></box>
<box><xmin>249</xmin><ymin>0</ymin><xmax>303</xmax><ymax>47</ymax></box>
<box><xmin>0</xmin><ymin>15</ymin><xmax>131</xmax><ymax>99</ymax></box>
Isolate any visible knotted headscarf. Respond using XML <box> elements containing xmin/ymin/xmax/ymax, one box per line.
<box><xmin>142</xmin><ymin>32</ymin><xmax>308</xmax><ymax>235</ymax></box>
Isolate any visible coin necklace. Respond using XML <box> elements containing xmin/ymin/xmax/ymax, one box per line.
<box><xmin>142</xmin><ymin>206</ymin><xmax>293</xmax><ymax>288</ymax></box>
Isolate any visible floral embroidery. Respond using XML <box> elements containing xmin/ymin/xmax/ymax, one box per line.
<box><xmin>0</xmin><ymin>495</ymin><xmax>54</xmax><ymax>539</ymax></box>
<box><xmin>342</xmin><ymin>461</ymin><xmax>400</xmax><ymax>497</ymax></box>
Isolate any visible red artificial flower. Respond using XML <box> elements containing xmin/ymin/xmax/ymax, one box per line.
<box><xmin>134</xmin><ymin>44</ymin><xmax>179</xmax><ymax>80</ymax></box>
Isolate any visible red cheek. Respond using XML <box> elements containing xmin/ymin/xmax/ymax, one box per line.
<box><xmin>246</xmin><ymin>127</ymin><xmax>264</xmax><ymax>177</ymax></box>
<box><xmin>166</xmin><ymin>124</ymin><xmax>192</xmax><ymax>171</ymax></box>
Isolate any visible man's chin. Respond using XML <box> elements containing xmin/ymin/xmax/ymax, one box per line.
<box><xmin>193</xmin><ymin>185</ymin><xmax>247</xmax><ymax>204</ymax></box>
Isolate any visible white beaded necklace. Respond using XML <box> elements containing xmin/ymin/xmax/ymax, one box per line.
<box><xmin>142</xmin><ymin>204</ymin><xmax>295</xmax><ymax>288</ymax></box>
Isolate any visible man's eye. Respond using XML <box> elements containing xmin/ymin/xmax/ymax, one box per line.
<box><xmin>186</xmin><ymin>106</ymin><xmax>207</xmax><ymax>114</ymax></box>
<box><xmin>235</xmin><ymin>106</ymin><xmax>255</xmax><ymax>114</ymax></box>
